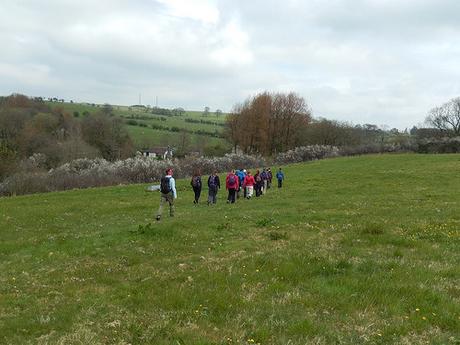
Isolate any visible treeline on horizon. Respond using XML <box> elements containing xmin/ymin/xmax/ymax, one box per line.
<box><xmin>225</xmin><ymin>91</ymin><xmax>460</xmax><ymax>156</ymax></box>
<box><xmin>1</xmin><ymin>92</ymin><xmax>459</xmax><ymax>183</ymax></box>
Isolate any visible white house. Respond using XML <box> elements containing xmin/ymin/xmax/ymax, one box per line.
<box><xmin>140</xmin><ymin>146</ymin><xmax>173</xmax><ymax>159</ymax></box>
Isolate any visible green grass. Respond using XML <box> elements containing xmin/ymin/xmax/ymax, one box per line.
<box><xmin>46</xmin><ymin>101</ymin><xmax>229</xmax><ymax>149</ymax></box>
<box><xmin>1</xmin><ymin>154</ymin><xmax>459</xmax><ymax>344</ymax></box>
<box><xmin>125</xmin><ymin>125</ymin><xmax>228</xmax><ymax>149</ymax></box>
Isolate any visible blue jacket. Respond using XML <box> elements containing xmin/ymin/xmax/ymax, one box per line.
<box><xmin>236</xmin><ymin>170</ymin><xmax>246</xmax><ymax>185</ymax></box>
<box><xmin>276</xmin><ymin>171</ymin><xmax>284</xmax><ymax>181</ymax></box>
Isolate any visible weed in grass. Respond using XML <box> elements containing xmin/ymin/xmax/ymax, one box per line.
<box><xmin>216</xmin><ymin>222</ymin><xmax>232</xmax><ymax>232</ymax></box>
<box><xmin>131</xmin><ymin>223</ymin><xmax>153</xmax><ymax>234</ymax></box>
<box><xmin>129</xmin><ymin>223</ymin><xmax>176</xmax><ymax>239</ymax></box>
<box><xmin>360</xmin><ymin>222</ymin><xmax>385</xmax><ymax>235</ymax></box>
<box><xmin>255</xmin><ymin>217</ymin><xmax>276</xmax><ymax>227</ymax></box>
<box><xmin>267</xmin><ymin>230</ymin><xmax>289</xmax><ymax>241</ymax></box>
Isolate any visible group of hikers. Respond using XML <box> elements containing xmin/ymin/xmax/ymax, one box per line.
<box><xmin>156</xmin><ymin>167</ymin><xmax>285</xmax><ymax>221</ymax></box>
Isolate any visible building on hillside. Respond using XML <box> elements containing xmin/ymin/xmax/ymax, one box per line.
<box><xmin>140</xmin><ymin>146</ymin><xmax>173</xmax><ymax>159</ymax></box>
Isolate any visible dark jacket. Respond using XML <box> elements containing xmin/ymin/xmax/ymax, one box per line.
<box><xmin>208</xmin><ymin>175</ymin><xmax>221</xmax><ymax>190</ymax></box>
<box><xmin>191</xmin><ymin>175</ymin><xmax>202</xmax><ymax>189</ymax></box>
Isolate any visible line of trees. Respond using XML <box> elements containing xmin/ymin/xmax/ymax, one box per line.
<box><xmin>226</xmin><ymin>92</ymin><xmax>312</xmax><ymax>155</ymax></box>
<box><xmin>225</xmin><ymin>91</ymin><xmax>417</xmax><ymax>156</ymax></box>
<box><xmin>0</xmin><ymin>94</ymin><xmax>133</xmax><ymax>180</ymax></box>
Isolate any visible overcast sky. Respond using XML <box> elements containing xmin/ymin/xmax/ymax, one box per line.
<box><xmin>1</xmin><ymin>0</ymin><xmax>460</xmax><ymax>129</ymax></box>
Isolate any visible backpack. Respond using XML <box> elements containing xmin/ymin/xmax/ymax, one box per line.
<box><xmin>209</xmin><ymin>175</ymin><xmax>217</xmax><ymax>188</ymax></box>
<box><xmin>160</xmin><ymin>176</ymin><xmax>171</xmax><ymax>194</ymax></box>
<box><xmin>256</xmin><ymin>175</ymin><xmax>262</xmax><ymax>183</ymax></box>
<box><xmin>228</xmin><ymin>175</ymin><xmax>236</xmax><ymax>186</ymax></box>
<box><xmin>192</xmin><ymin>176</ymin><xmax>201</xmax><ymax>187</ymax></box>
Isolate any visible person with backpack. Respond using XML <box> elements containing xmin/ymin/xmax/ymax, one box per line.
<box><xmin>261</xmin><ymin>169</ymin><xmax>269</xmax><ymax>194</ymax></box>
<box><xmin>226</xmin><ymin>169</ymin><xmax>239</xmax><ymax>204</ymax></box>
<box><xmin>156</xmin><ymin>168</ymin><xmax>177</xmax><ymax>221</ymax></box>
<box><xmin>267</xmin><ymin>168</ymin><xmax>273</xmax><ymax>189</ymax></box>
<box><xmin>276</xmin><ymin>168</ymin><xmax>285</xmax><ymax>188</ymax></box>
<box><xmin>190</xmin><ymin>169</ymin><xmax>202</xmax><ymax>204</ymax></box>
<box><xmin>237</xmin><ymin>169</ymin><xmax>247</xmax><ymax>198</ymax></box>
<box><xmin>207</xmin><ymin>171</ymin><xmax>221</xmax><ymax>205</ymax></box>
<box><xmin>242</xmin><ymin>170</ymin><xmax>255</xmax><ymax>199</ymax></box>
<box><xmin>254</xmin><ymin>170</ymin><xmax>263</xmax><ymax>197</ymax></box>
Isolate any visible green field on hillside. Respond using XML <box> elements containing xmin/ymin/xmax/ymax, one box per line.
<box><xmin>1</xmin><ymin>154</ymin><xmax>459</xmax><ymax>344</ymax></box>
<box><xmin>45</xmin><ymin>101</ymin><xmax>229</xmax><ymax>149</ymax></box>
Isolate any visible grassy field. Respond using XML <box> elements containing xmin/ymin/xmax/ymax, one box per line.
<box><xmin>46</xmin><ymin>101</ymin><xmax>230</xmax><ymax>150</ymax></box>
<box><xmin>0</xmin><ymin>154</ymin><xmax>459</xmax><ymax>344</ymax></box>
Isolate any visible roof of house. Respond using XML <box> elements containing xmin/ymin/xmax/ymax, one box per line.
<box><xmin>142</xmin><ymin>147</ymin><xmax>172</xmax><ymax>154</ymax></box>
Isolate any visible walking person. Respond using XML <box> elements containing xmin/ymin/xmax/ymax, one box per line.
<box><xmin>254</xmin><ymin>170</ymin><xmax>263</xmax><ymax>197</ymax></box>
<box><xmin>190</xmin><ymin>170</ymin><xmax>202</xmax><ymax>204</ymax></box>
<box><xmin>207</xmin><ymin>171</ymin><xmax>221</xmax><ymax>205</ymax></box>
<box><xmin>156</xmin><ymin>168</ymin><xmax>177</xmax><ymax>221</ymax></box>
<box><xmin>226</xmin><ymin>169</ymin><xmax>239</xmax><ymax>204</ymax></box>
<box><xmin>261</xmin><ymin>169</ymin><xmax>268</xmax><ymax>194</ymax></box>
<box><xmin>240</xmin><ymin>169</ymin><xmax>248</xmax><ymax>198</ymax></box>
<box><xmin>243</xmin><ymin>171</ymin><xmax>255</xmax><ymax>199</ymax></box>
<box><xmin>236</xmin><ymin>169</ymin><xmax>245</xmax><ymax>199</ymax></box>
<box><xmin>267</xmin><ymin>168</ymin><xmax>273</xmax><ymax>189</ymax></box>
<box><xmin>276</xmin><ymin>168</ymin><xmax>285</xmax><ymax>188</ymax></box>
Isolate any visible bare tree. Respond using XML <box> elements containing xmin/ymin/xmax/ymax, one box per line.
<box><xmin>426</xmin><ymin>97</ymin><xmax>460</xmax><ymax>136</ymax></box>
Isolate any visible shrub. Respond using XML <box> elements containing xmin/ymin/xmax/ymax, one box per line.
<box><xmin>0</xmin><ymin>154</ymin><xmax>266</xmax><ymax>196</ymax></box>
<box><xmin>275</xmin><ymin>145</ymin><xmax>340</xmax><ymax>164</ymax></box>
<box><xmin>416</xmin><ymin>137</ymin><xmax>460</xmax><ymax>153</ymax></box>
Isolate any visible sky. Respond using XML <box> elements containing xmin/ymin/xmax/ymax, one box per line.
<box><xmin>1</xmin><ymin>0</ymin><xmax>460</xmax><ymax>129</ymax></box>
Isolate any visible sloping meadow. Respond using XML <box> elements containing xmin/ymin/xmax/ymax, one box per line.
<box><xmin>0</xmin><ymin>154</ymin><xmax>459</xmax><ymax>344</ymax></box>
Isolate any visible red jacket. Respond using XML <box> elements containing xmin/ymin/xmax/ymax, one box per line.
<box><xmin>243</xmin><ymin>175</ymin><xmax>255</xmax><ymax>187</ymax></box>
<box><xmin>226</xmin><ymin>173</ymin><xmax>239</xmax><ymax>190</ymax></box>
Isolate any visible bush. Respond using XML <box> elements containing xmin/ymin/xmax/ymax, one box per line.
<box><xmin>0</xmin><ymin>154</ymin><xmax>266</xmax><ymax>196</ymax></box>
<box><xmin>416</xmin><ymin>137</ymin><xmax>460</xmax><ymax>153</ymax></box>
<box><xmin>275</xmin><ymin>145</ymin><xmax>340</xmax><ymax>164</ymax></box>
<box><xmin>339</xmin><ymin>142</ymin><xmax>415</xmax><ymax>156</ymax></box>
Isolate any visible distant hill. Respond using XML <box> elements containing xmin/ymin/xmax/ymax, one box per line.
<box><xmin>45</xmin><ymin>100</ymin><xmax>231</xmax><ymax>154</ymax></box>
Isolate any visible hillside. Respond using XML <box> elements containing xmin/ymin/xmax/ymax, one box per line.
<box><xmin>45</xmin><ymin>101</ymin><xmax>230</xmax><ymax>151</ymax></box>
<box><xmin>0</xmin><ymin>154</ymin><xmax>459</xmax><ymax>344</ymax></box>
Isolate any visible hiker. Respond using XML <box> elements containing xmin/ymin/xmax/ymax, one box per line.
<box><xmin>267</xmin><ymin>168</ymin><xmax>273</xmax><ymax>189</ymax></box>
<box><xmin>207</xmin><ymin>171</ymin><xmax>221</xmax><ymax>205</ymax></box>
<box><xmin>261</xmin><ymin>169</ymin><xmax>269</xmax><ymax>194</ymax></box>
<box><xmin>238</xmin><ymin>169</ymin><xmax>246</xmax><ymax>198</ymax></box>
<box><xmin>236</xmin><ymin>169</ymin><xmax>246</xmax><ymax>198</ymax></box>
<box><xmin>254</xmin><ymin>170</ymin><xmax>263</xmax><ymax>197</ymax></box>
<box><xmin>156</xmin><ymin>168</ymin><xmax>177</xmax><ymax>221</ymax></box>
<box><xmin>190</xmin><ymin>169</ymin><xmax>202</xmax><ymax>204</ymax></box>
<box><xmin>226</xmin><ymin>169</ymin><xmax>239</xmax><ymax>204</ymax></box>
<box><xmin>276</xmin><ymin>168</ymin><xmax>285</xmax><ymax>188</ymax></box>
<box><xmin>243</xmin><ymin>170</ymin><xmax>255</xmax><ymax>199</ymax></box>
